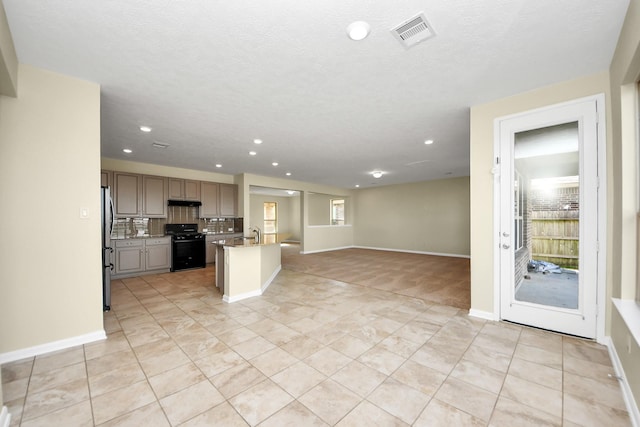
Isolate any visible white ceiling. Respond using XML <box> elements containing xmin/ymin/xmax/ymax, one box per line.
<box><xmin>3</xmin><ymin>1</ymin><xmax>629</xmax><ymax>189</ymax></box>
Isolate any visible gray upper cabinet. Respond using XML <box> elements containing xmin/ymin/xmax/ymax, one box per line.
<box><xmin>200</xmin><ymin>182</ymin><xmax>238</xmax><ymax>218</ymax></box>
<box><xmin>168</xmin><ymin>178</ymin><xmax>183</xmax><ymax>200</ymax></box>
<box><xmin>101</xmin><ymin>170</ymin><xmax>112</xmax><ymax>188</ymax></box>
<box><xmin>107</xmin><ymin>169</ymin><xmax>235</xmax><ymax>219</ymax></box>
<box><xmin>142</xmin><ymin>175</ymin><xmax>168</xmax><ymax>218</ymax></box>
<box><xmin>113</xmin><ymin>172</ymin><xmax>142</xmax><ymax>217</ymax></box>
<box><xmin>113</xmin><ymin>172</ymin><xmax>167</xmax><ymax>218</ymax></box>
<box><xmin>169</xmin><ymin>178</ymin><xmax>201</xmax><ymax>201</ymax></box>
<box><xmin>219</xmin><ymin>184</ymin><xmax>238</xmax><ymax>217</ymax></box>
<box><xmin>185</xmin><ymin>180</ymin><xmax>200</xmax><ymax>200</ymax></box>
<box><xmin>200</xmin><ymin>181</ymin><xmax>219</xmax><ymax>218</ymax></box>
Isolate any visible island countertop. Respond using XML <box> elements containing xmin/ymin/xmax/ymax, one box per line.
<box><xmin>211</xmin><ymin>233</ymin><xmax>291</xmax><ymax>247</ymax></box>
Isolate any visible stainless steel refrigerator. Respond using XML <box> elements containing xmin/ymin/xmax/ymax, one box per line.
<box><xmin>101</xmin><ymin>186</ymin><xmax>114</xmax><ymax>311</ymax></box>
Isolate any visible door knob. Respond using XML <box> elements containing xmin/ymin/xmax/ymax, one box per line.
<box><xmin>502</xmin><ymin>232</ymin><xmax>510</xmax><ymax>237</ymax></box>
<box><xmin>502</xmin><ymin>244</ymin><xmax>510</xmax><ymax>249</ymax></box>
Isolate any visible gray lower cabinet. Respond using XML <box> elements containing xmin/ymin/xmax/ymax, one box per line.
<box><xmin>206</xmin><ymin>235</ymin><xmax>216</xmax><ymax>264</ymax></box>
<box><xmin>145</xmin><ymin>237</ymin><xmax>171</xmax><ymax>270</ymax></box>
<box><xmin>205</xmin><ymin>233</ymin><xmax>242</xmax><ymax>264</ymax></box>
<box><xmin>114</xmin><ymin>237</ymin><xmax>171</xmax><ymax>277</ymax></box>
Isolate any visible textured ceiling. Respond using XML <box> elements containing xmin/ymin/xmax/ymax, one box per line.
<box><xmin>3</xmin><ymin>0</ymin><xmax>629</xmax><ymax>189</ymax></box>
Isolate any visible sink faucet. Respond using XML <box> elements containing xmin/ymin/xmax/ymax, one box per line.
<box><xmin>251</xmin><ymin>226</ymin><xmax>261</xmax><ymax>243</ymax></box>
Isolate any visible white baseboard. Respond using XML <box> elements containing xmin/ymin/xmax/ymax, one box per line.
<box><xmin>301</xmin><ymin>246</ymin><xmax>354</xmax><ymax>254</ymax></box>
<box><xmin>353</xmin><ymin>246</ymin><xmax>471</xmax><ymax>259</ymax></box>
<box><xmin>0</xmin><ymin>330</ymin><xmax>106</xmax><ymax>365</ymax></box>
<box><xmin>262</xmin><ymin>265</ymin><xmax>281</xmax><ymax>294</ymax></box>
<box><xmin>0</xmin><ymin>407</ymin><xmax>10</xmax><ymax>427</ymax></box>
<box><xmin>468</xmin><ymin>309</ymin><xmax>498</xmax><ymax>321</ymax></box>
<box><xmin>223</xmin><ymin>289</ymin><xmax>262</xmax><ymax>303</ymax></box>
<box><xmin>606</xmin><ymin>336</ymin><xmax>640</xmax><ymax>427</ymax></box>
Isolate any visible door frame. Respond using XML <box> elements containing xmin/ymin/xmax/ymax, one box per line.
<box><xmin>492</xmin><ymin>94</ymin><xmax>607</xmax><ymax>342</ymax></box>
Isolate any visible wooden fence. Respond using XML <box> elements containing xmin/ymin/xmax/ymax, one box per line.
<box><xmin>530</xmin><ymin>210</ymin><xmax>579</xmax><ymax>269</ymax></box>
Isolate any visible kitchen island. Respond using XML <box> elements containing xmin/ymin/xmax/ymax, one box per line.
<box><xmin>212</xmin><ymin>236</ymin><xmax>282</xmax><ymax>303</ymax></box>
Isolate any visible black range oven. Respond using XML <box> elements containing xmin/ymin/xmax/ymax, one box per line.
<box><xmin>165</xmin><ymin>224</ymin><xmax>206</xmax><ymax>272</ymax></box>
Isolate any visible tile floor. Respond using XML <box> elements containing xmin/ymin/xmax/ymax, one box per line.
<box><xmin>1</xmin><ymin>262</ymin><xmax>632</xmax><ymax>426</ymax></box>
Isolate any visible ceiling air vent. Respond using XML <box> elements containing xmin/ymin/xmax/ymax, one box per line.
<box><xmin>152</xmin><ymin>141</ymin><xmax>170</xmax><ymax>149</ymax></box>
<box><xmin>391</xmin><ymin>12</ymin><xmax>435</xmax><ymax>48</ymax></box>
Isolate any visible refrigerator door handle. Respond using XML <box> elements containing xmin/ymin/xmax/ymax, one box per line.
<box><xmin>109</xmin><ymin>198</ymin><xmax>114</xmax><ymax>235</ymax></box>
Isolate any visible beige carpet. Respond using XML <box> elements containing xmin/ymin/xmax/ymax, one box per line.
<box><xmin>281</xmin><ymin>244</ymin><xmax>470</xmax><ymax>309</ymax></box>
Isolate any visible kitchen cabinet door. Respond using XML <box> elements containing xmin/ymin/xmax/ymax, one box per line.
<box><xmin>219</xmin><ymin>184</ymin><xmax>237</xmax><ymax>217</ymax></box>
<box><xmin>145</xmin><ymin>238</ymin><xmax>171</xmax><ymax>270</ymax></box>
<box><xmin>142</xmin><ymin>175</ymin><xmax>168</xmax><ymax>217</ymax></box>
<box><xmin>169</xmin><ymin>178</ymin><xmax>201</xmax><ymax>201</ymax></box>
<box><xmin>114</xmin><ymin>240</ymin><xmax>144</xmax><ymax>275</ymax></box>
<box><xmin>101</xmin><ymin>170</ymin><xmax>112</xmax><ymax>188</ymax></box>
<box><xmin>205</xmin><ymin>236</ymin><xmax>216</xmax><ymax>263</ymax></box>
<box><xmin>200</xmin><ymin>181</ymin><xmax>219</xmax><ymax>218</ymax></box>
<box><xmin>113</xmin><ymin>172</ymin><xmax>142</xmax><ymax>217</ymax></box>
<box><xmin>168</xmin><ymin>178</ymin><xmax>184</xmax><ymax>199</ymax></box>
<box><xmin>184</xmin><ymin>180</ymin><xmax>201</xmax><ymax>201</ymax></box>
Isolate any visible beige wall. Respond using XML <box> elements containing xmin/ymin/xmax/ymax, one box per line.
<box><xmin>240</xmin><ymin>174</ymin><xmax>353</xmax><ymax>253</ymax></box>
<box><xmin>353</xmin><ymin>177</ymin><xmax>470</xmax><ymax>256</ymax></box>
<box><xmin>101</xmin><ymin>158</ymin><xmax>234</xmax><ymax>184</ymax></box>
<box><xmin>469</xmin><ymin>72</ymin><xmax>611</xmax><ymax>314</ymax></box>
<box><xmin>289</xmin><ymin>194</ymin><xmax>301</xmax><ymax>241</ymax></box>
<box><xmin>308</xmin><ymin>193</ymin><xmax>334</xmax><ymax>226</ymax></box>
<box><xmin>0</xmin><ymin>64</ymin><xmax>103</xmax><ymax>354</ymax></box>
<box><xmin>249</xmin><ymin>194</ymin><xmax>297</xmax><ymax>237</ymax></box>
<box><xmin>609</xmin><ymin>0</ymin><xmax>640</xmax><ymax>411</ymax></box>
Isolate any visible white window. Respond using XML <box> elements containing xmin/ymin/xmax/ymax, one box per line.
<box><xmin>514</xmin><ymin>171</ymin><xmax>524</xmax><ymax>251</ymax></box>
<box><xmin>263</xmin><ymin>202</ymin><xmax>277</xmax><ymax>234</ymax></box>
<box><xmin>331</xmin><ymin>199</ymin><xmax>345</xmax><ymax>225</ymax></box>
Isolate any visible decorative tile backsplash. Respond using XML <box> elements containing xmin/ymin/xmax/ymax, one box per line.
<box><xmin>111</xmin><ymin>206</ymin><xmax>242</xmax><ymax>238</ymax></box>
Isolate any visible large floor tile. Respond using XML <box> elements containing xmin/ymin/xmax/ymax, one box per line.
<box><xmin>159</xmin><ymin>379</ymin><xmax>225</xmax><ymax>425</ymax></box>
<box><xmin>366</xmin><ymin>377</ymin><xmax>431</xmax><ymax>424</ymax></box>
<box><xmin>6</xmin><ymin>253</ymin><xmax>629</xmax><ymax>427</ymax></box>
<box><xmin>336</xmin><ymin>400</ymin><xmax>408</xmax><ymax>427</ymax></box>
<box><xmin>434</xmin><ymin>377</ymin><xmax>498</xmax><ymax>422</ymax></box>
<box><xmin>90</xmin><ymin>380</ymin><xmax>156</xmax><ymax>425</ymax></box>
<box><xmin>298</xmin><ymin>379</ymin><xmax>361</xmax><ymax>425</ymax></box>
<box><xmin>228</xmin><ymin>379</ymin><xmax>294</xmax><ymax>426</ymax></box>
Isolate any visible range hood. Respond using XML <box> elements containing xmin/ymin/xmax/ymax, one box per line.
<box><xmin>167</xmin><ymin>200</ymin><xmax>202</xmax><ymax>207</ymax></box>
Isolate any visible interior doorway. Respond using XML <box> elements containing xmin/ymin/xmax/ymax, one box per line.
<box><xmin>495</xmin><ymin>95</ymin><xmax>605</xmax><ymax>339</ymax></box>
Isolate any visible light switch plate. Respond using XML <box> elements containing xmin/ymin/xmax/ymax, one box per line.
<box><xmin>80</xmin><ymin>208</ymin><xmax>89</xmax><ymax>219</ymax></box>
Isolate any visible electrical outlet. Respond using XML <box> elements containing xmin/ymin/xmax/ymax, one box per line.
<box><xmin>80</xmin><ymin>208</ymin><xmax>89</xmax><ymax>219</ymax></box>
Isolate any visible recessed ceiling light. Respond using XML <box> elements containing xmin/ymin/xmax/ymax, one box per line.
<box><xmin>286</xmin><ymin>172</ymin><xmax>292</xmax><ymax>176</ymax></box>
<box><xmin>272</xmin><ymin>162</ymin><xmax>279</xmax><ymax>166</ymax></box>
<box><xmin>254</xmin><ymin>139</ymin><xmax>263</xmax><ymax>144</ymax></box>
<box><xmin>372</xmin><ymin>171</ymin><xmax>383</xmax><ymax>178</ymax></box>
<box><xmin>424</xmin><ymin>139</ymin><xmax>434</xmax><ymax>145</ymax></box>
<box><xmin>355</xmin><ymin>184</ymin><xmax>360</xmax><ymax>188</ymax></box>
<box><xmin>249</xmin><ymin>151</ymin><xmax>257</xmax><ymax>156</ymax></box>
<box><xmin>287</xmin><ymin>190</ymin><xmax>294</xmax><ymax>195</ymax></box>
<box><xmin>123</xmin><ymin>148</ymin><xmax>132</xmax><ymax>154</ymax></box>
<box><xmin>347</xmin><ymin>21</ymin><xmax>371</xmax><ymax>41</ymax></box>
<box><xmin>140</xmin><ymin>126</ymin><xmax>152</xmax><ymax>132</ymax></box>
<box><xmin>215</xmin><ymin>164</ymin><xmax>222</xmax><ymax>168</ymax></box>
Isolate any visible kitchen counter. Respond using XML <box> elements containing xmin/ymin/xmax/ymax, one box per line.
<box><xmin>214</xmin><ymin>236</ymin><xmax>282</xmax><ymax>303</ymax></box>
<box><xmin>212</xmin><ymin>233</ymin><xmax>291</xmax><ymax>247</ymax></box>
<box><xmin>111</xmin><ymin>234</ymin><xmax>167</xmax><ymax>240</ymax></box>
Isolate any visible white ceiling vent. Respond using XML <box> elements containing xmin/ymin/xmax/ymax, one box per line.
<box><xmin>391</xmin><ymin>13</ymin><xmax>436</xmax><ymax>48</ymax></box>
<box><xmin>152</xmin><ymin>141</ymin><xmax>170</xmax><ymax>149</ymax></box>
